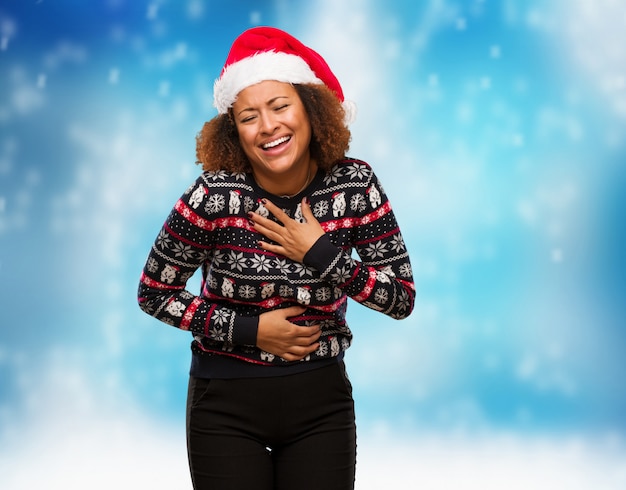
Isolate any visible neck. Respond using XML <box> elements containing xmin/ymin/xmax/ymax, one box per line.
<box><xmin>254</xmin><ymin>162</ymin><xmax>315</xmax><ymax>198</ymax></box>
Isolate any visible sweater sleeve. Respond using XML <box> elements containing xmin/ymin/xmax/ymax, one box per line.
<box><xmin>303</xmin><ymin>167</ymin><xmax>415</xmax><ymax>319</ymax></box>
<box><xmin>137</xmin><ymin>175</ymin><xmax>258</xmax><ymax>347</ymax></box>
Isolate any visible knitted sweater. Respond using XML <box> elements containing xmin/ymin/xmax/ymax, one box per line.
<box><xmin>138</xmin><ymin>158</ymin><xmax>415</xmax><ymax>378</ymax></box>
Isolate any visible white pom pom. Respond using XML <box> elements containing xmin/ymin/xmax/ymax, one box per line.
<box><xmin>342</xmin><ymin>100</ymin><xmax>357</xmax><ymax>125</ymax></box>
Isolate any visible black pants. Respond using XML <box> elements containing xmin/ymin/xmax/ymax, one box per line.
<box><xmin>186</xmin><ymin>361</ymin><xmax>356</xmax><ymax>490</ymax></box>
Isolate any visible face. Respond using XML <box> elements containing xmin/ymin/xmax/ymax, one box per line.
<box><xmin>232</xmin><ymin>80</ymin><xmax>312</xmax><ymax>183</ymax></box>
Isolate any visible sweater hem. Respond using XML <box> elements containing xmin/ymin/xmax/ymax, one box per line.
<box><xmin>190</xmin><ymin>347</ymin><xmax>343</xmax><ymax>379</ymax></box>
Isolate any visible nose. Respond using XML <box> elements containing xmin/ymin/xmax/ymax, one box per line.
<box><xmin>259</xmin><ymin>111</ymin><xmax>279</xmax><ymax>134</ymax></box>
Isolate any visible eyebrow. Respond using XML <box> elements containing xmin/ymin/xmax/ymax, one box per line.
<box><xmin>236</xmin><ymin>96</ymin><xmax>290</xmax><ymax>116</ymax></box>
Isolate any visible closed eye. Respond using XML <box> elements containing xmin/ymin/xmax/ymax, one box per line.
<box><xmin>240</xmin><ymin>114</ymin><xmax>257</xmax><ymax>123</ymax></box>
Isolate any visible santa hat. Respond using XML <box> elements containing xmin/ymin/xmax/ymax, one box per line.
<box><xmin>213</xmin><ymin>26</ymin><xmax>356</xmax><ymax>124</ymax></box>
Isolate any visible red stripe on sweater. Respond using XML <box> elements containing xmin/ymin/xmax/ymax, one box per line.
<box><xmin>181</xmin><ymin>297</ymin><xmax>203</xmax><ymax>331</ymax></box>
<box><xmin>322</xmin><ymin>201</ymin><xmax>392</xmax><ymax>232</ymax></box>
<box><xmin>140</xmin><ymin>271</ymin><xmax>184</xmax><ymax>291</ymax></box>
<box><xmin>175</xmin><ymin>200</ymin><xmax>253</xmax><ymax>231</ymax></box>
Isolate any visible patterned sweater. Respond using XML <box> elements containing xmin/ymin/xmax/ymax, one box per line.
<box><xmin>138</xmin><ymin>158</ymin><xmax>415</xmax><ymax>378</ymax></box>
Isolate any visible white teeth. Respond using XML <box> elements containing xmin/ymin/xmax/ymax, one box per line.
<box><xmin>263</xmin><ymin>136</ymin><xmax>290</xmax><ymax>149</ymax></box>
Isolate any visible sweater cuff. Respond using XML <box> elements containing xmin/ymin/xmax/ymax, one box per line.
<box><xmin>303</xmin><ymin>234</ymin><xmax>342</xmax><ymax>277</ymax></box>
<box><xmin>232</xmin><ymin>314</ymin><xmax>259</xmax><ymax>347</ymax></box>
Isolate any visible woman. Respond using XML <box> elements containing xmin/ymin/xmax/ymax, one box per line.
<box><xmin>138</xmin><ymin>26</ymin><xmax>415</xmax><ymax>490</ymax></box>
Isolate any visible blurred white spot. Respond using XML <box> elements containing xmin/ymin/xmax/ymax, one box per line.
<box><xmin>158</xmin><ymin>80</ymin><xmax>170</xmax><ymax>97</ymax></box>
<box><xmin>170</xmin><ymin>98</ymin><xmax>189</xmax><ymax>121</ymax></box>
<box><xmin>43</xmin><ymin>42</ymin><xmax>87</xmax><ymax>69</ymax></box>
<box><xmin>110</xmin><ymin>24</ymin><xmax>126</xmax><ymax>43</ymax></box>
<box><xmin>490</xmin><ymin>44</ymin><xmax>501</xmax><ymax>58</ymax></box>
<box><xmin>25</xmin><ymin>168</ymin><xmax>41</xmax><ymax>187</ymax></box>
<box><xmin>12</xmin><ymin>85</ymin><xmax>44</xmax><ymax>114</ymax></box>
<box><xmin>456</xmin><ymin>17</ymin><xmax>467</xmax><ymax>30</ymax></box>
<box><xmin>428</xmin><ymin>73</ymin><xmax>439</xmax><ymax>87</ymax></box>
<box><xmin>37</xmin><ymin>74</ymin><xmax>46</xmax><ymax>89</ymax></box>
<box><xmin>0</xmin><ymin>197</ymin><xmax>5</xmax><ymax>213</ymax></box>
<box><xmin>187</xmin><ymin>0</ymin><xmax>204</xmax><ymax>19</ymax></box>
<box><xmin>512</xmin><ymin>133</ymin><xmax>524</xmax><ymax>146</ymax></box>
<box><xmin>514</xmin><ymin>77</ymin><xmax>529</xmax><ymax>94</ymax></box>
<box><xmin>0</xmin><ymin>17</ymin><xmax>17</xmax><ymax>51</ymax></box>
<box><xmin>602</xmin><ymin>75</ymin><xmax>625</xmax><ymax>92</ymax></box>
<box><xmin>457</xmin><ymin>102</ymin><xmax>473</xmax><ymax>123</ymax></box>
<box><xmin>540</xmin><ymin>181</ymin><xmax>579</xmax><ymax>211</ymax></box>
<box><xmin>108</xmin><ymin>68</ymin><xmax>120</xmax><ymax>85</ymax></box>
<box><xmin>555</xmin><ymin>0</ymin><xmax>626</xmax><ymax>119</ymax></box>
<box><xmin>480</xmin><ymin>76</ymin><xmax>492</xmax><ymax>89</ymax></box>
<box><xmin>0</xmin><ymin>138</ymin><xmax>15</xmax><ymax>174</ymax></box>
<box><xmin>537</xmin><ymin>107</ymin><xmax>585</xmax><ymax>142</ymax></box>
<box><xmin>551</xmin><ymin>248</ymin><xmax>564</xmax><ymax>263</ymax></box>
<box><xmin>250</xmin><ymin>11</ymin><xmax>262</xmax><ymax>25</ymax></box>
<box><xmin>526</xmin><ymin>8</ymin><xmax>551</xmax><ymax>29</ymax></box>
<box><xmin>546</xmin><ymin>341</ymin><xmax>565</xmax><ymax>361</ymax></box>
<box><xmin>517</xmin><ymin>354</ymin><xmax>537</xmax><ymax>379</ymax></box>
<box><xmin>158</xmin><ymin>42</ymin><xmax>187</xmax><ymax>67</ymax></box>
<box><xmin>147</xmin><ymin>2</ymin><xmax>159</xmax><ymax>20</ymax></box>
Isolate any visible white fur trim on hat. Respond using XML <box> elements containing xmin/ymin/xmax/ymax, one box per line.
<box><xmin>213</xmin><ymin>51</ymin><xmax>323</xmax><ymax>114</ymax></box>
<box><xmin>342</xmin><ymin>100</ymin><xmax>357</xmax><ymax>125</ymax></box>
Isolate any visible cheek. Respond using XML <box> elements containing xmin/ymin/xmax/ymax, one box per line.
<box><xmin>236</xmin><ymin>129</ymin><xmax>256</xmax><ymax>155</ymax></box>
<box><xmin>301</xmin><ymin>122</ymin><xmax>313</xmax><ymax>147</ymax></box>
<box><xmin>300</xmin><ymin>113</ymin><xmax>312</xmax><ymax>141</ymax></box>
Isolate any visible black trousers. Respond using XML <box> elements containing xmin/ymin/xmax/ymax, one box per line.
<box><xmin>186</xmin><ymin>361</ymin><xmax>357</xmax><ymax>490</ymax></box>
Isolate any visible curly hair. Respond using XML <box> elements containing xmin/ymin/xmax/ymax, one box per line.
<box><xmin>195</xmin><ymin>83</ymin><xmax>351</xmax><ymax>173</ymax></box>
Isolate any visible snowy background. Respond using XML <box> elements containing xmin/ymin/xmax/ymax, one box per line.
<box><xmin>1</xmin><ymin>0</ymin><xmax>626</xmax><ymax>488</ymax></box>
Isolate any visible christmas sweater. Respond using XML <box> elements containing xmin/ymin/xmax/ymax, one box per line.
<box><xmin>138</xmin><ymin>158</ymin><xmax>415</xmax><ymax>378</ymax></box>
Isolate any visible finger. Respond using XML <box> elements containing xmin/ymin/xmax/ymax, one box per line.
<box><xmin>291</xmin><ymin>325</ymin><xmax>322</xmax><ymax>342</ymax></box>
<box><xmin>260</xmin><ymin>199</ymin><xmax>290</xmax><ymax>224</ymax></box>
<box><xmin>250</xmin><ymin>214</ymin><xmax>293</xmax><ymax>250</ymax></box>
<box><xmin>257</xmin><ymin>240</ymin><xmax>287</xmax><ymax>257</ymax></box>
<box><xmin>284</xmin><ymin>342</ymin><xmax>320</xmax><ymax>361</ymax></box>
<box><xmin>301</xmin><ymin>197</ymin><xmax>315</xmax><ymax>220</ymax></box>
<box><xmin>252</xmin><ymin>218</ymin><xmax>288</xmax><ymax>251</ymax></box>
<box><xmin>254</xmin><ymin>222</ymin><xmax>283</xmax><ymax>244</ymax></box>
<box><xmin>249</xmin><ymin>213</ymin><xmax>283</xmax><ymax>235</ymax></box>
<box><xmin>300</xmin><ymin>198</ymin><xmax>324</xmax><ymax>235</ymax></box>
<box><xmin>300</xmin><ymin>329</ymin><xmax>322</xmax><ymax>345</ymax></box>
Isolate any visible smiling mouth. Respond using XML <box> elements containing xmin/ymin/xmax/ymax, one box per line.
<box><xmin>262</xmin><ymin>136</ymin><xmax>291</xmax><ymax>150</ymax></box>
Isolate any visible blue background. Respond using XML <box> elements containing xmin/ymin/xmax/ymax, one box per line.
<box><xmin>1</xmin><ymin>0</ymin><xmax>625</xmax><ymax>488</ymax></box>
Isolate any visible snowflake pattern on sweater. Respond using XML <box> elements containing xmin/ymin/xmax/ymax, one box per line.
<box><xmin>138</xmin><ymin>158</ymin><xmax>415</xmax><ymax>369</ymax></box>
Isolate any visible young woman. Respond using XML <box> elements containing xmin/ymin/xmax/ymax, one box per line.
<box><xmin>138</xmin><ymin>26</ymin><xmax>415</xmax><ymax>490</ymax></box>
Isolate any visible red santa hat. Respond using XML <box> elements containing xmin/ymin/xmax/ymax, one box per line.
<box><xmin>213</xmin><ymin>26</ymin><xmax>356</xmax><ymax>123</ymax></box>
